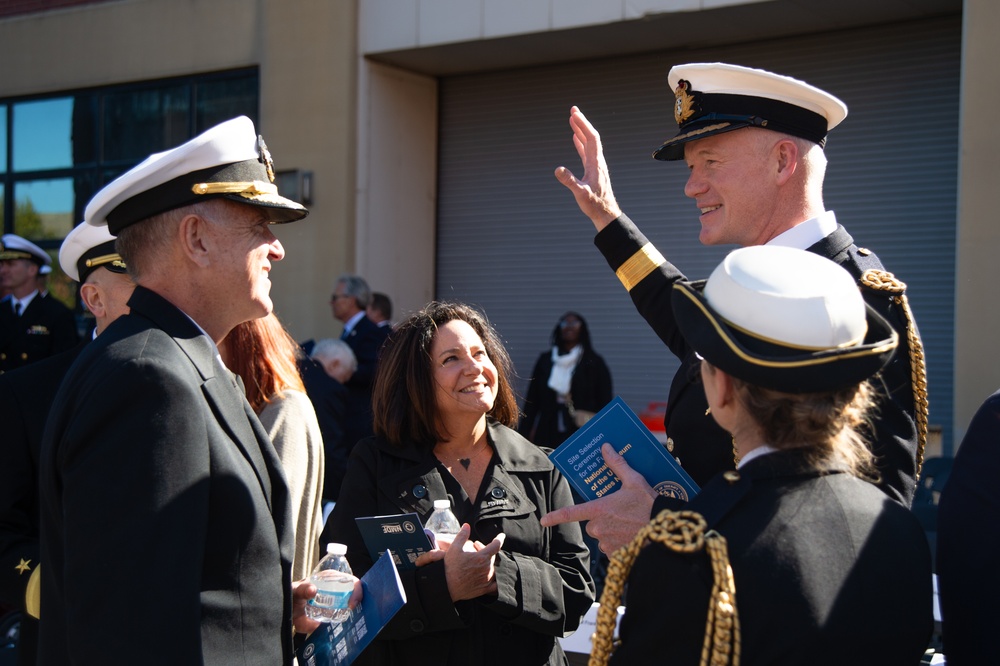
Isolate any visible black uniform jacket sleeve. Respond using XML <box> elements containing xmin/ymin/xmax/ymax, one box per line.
<box><xmin>595</xmin><ymin>215</ymin><xmax>922</xmax><ymax>506</ymax></box>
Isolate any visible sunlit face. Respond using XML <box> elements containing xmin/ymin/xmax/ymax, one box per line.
<box><xmin>0</xmin><ymin>258</ymin><xmax>39</xmax><ymax>296</ymax></box>
<box><xmin>204</xmin><ymin>202</ymin><xmax>285</xmax><ymax>326</ymax></box>
<box><xmin>430</xmin><ymin>319</ymin><xmax>498</xmax><ymax>422</ymax></box>
<box><xmin>683</xmin><ymin>129</ymin><xmax>780</xmax><ymax>247</ymax></box>
<box><xmin>330</xmin><ymin>282</ymin><xmax>357</xmax><ymax>323</ymax></box>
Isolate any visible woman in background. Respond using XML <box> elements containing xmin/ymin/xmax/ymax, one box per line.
<box><xmin>323</xmin><ymin>301</ymin><xmax>594</xmax><ymax>665</ymax></box>
<box><xmin>222</xmin><ymin>313</ymin><xmax>325</xmax><ymax>581</ymax></box>
<box><xmin>519</xmin><ymin>311</ymin><xmax>612</xmax><ymax>447</ymax></box>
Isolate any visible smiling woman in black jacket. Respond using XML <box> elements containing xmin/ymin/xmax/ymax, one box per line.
<box><xmin>322</xmin><ymin>301</ymin><xmax>594</xmax><ymax>666</ymax></box>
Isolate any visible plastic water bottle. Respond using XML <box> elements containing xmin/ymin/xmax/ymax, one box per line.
<box><xmin>305</xmin><ymin>543</ymin><xmax>354</xmax><ymax>623</ymax></box>
<box><xmin>424</xmin><ymin>499</ymin><xmax>461</xmax><ymax>550</ymax></box>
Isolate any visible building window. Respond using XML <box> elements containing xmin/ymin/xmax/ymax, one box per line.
<box><xmin>0</xmin><ymin>68</ymin><xmax>259</xmax><ymax>310</ymax></box>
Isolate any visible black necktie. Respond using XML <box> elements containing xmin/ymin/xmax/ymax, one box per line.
<box><xmin>13</xmin><ymin>302</ymin><xmax>21</xmax><ymax>317</ymax></box>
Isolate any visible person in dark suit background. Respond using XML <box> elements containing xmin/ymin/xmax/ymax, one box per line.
<box><xmin>330</xmin><ymin>274</ymin><xmax>390</xmax><ymax>449</ymax></box>
<box><xmin>936</xmin><ymin>389</ymin><xmax>1000</xmax><ymax>665</ymax></box>
<box><xmin>0</xmin><ymin>221</ymin><xmax>132</xmax><ymax>666</ymax></box>
<box><xmin>37</xmin><ymin>117</ymin><xmax>332</xmax><ymax>665</ymax></box>
<box><xmin>544</xmin><ymin>62</ymin><xmax>928</xmax><ymax>554</ymax></box>
<box><xmin>306</xmin><ymin>338</ymin><xmax>356</xmax><ymax>502</ymax></box>
<box><xmin>592</xmin><ymin>246</ymin><xmax>931</xmax><ymax>665</ymax></box>
<box><xmin>366</xmin><ymin>291</ymin><xmax>393</xmax><ymax>328</ymax></box>
<box><xmin>0</xmin><ymin>234</ymin><xmax>79</xmax><ymax>373</ymax></box>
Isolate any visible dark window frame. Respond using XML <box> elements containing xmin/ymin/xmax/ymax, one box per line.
<box><xmin>0</xmin><ymin>67</ymin><xmax>259</xmax><ymax>251</ymax></box>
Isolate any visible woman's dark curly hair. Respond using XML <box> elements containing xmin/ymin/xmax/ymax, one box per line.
<box><xmin>372</xmin><ymin>301</ymin><xmax>519</xmax><ymax>448</ymax></box>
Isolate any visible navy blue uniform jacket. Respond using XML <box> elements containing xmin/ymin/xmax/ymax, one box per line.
<box><xmin>0</xmin><ymin>341</ymin><xmax>85</xmax><ymax>665</ymax></box>
<box><xmin>595</xmin><ymin>215</ymin><xmax>922</xmax><ymax>506</ymax></box>
<box><xmin>0</xmin><ymin>292</ymin><xmax>78</xmax><ymax>373</ymax></box>
<box><xmin>614</xmin><ymin>450</ymin><xmax>933</xmax><ymax>665</ymax></box>
<box><xmin>936</xmin><ymin>389</ymin><xmax>1000</xmax><ymax>665</ymax></box>
<box><xmin>38</xmin><ymin>287</ymin><xmax>295</xmax><ymax>665</ymax></box>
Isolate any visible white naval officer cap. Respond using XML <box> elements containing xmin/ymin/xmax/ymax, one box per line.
<box><xmin>671</xmin><ymin>246</ymin><xmax>898</xmax><ymax>394</ymax></box>
<box><xmin>0</xmin><ymin>233</ymin><xmax>51</xmax><ymax>267</ymax></box>
<box><xmin>59</xmin><ymin>221</ymin><xmax>128</xmax><ymax>283</ymax></box>
<box><xmin>85</xmin><ymin>116</ymin><xmax>308</xmax><ymax>234</ymax></box>
<box><xmin>653</xmin><ymin>62</ymin><xmax>849</xmax><ymax>161</ymax></box>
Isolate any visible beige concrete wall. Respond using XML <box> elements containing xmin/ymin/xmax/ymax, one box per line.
<box><xmin>358</xmin><ymin>0</ymin><xmax>767</xmax><ymax>52</ymax></box>
<box><xmin>355</xmin><ymin>61</ymin><xmax>437</xmax><ymax>322</ymax></box>
<box><xmin>257</xmin><ymin>0</ymin><xmax>359</xmax><ymax>344</ymax></box>
<box><xmin>953</xmin><ymin>0</ymin><xmax>1000</xmax><ymax>445</ymax></box>
<box><xmin>0</xmin><ymin>0</ymin><xmax>359</xmax><ymax>343</ymax></box>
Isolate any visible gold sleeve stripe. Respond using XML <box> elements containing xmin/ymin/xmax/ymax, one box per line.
<box><xmin>26</xmin><ymin>563</ymin><xmax>40</xmax><ymax>619</ymax></box>
<box><xmin>616</xmin><ymin>243</ymin><xmax>666</xmax><ymax>292</ymax></box>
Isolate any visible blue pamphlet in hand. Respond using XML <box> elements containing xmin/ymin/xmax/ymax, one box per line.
<box><xmin>549</xmin><ymin>396</ymin><xmax>699</xmax><ymax>502</ymax></box>
<box><xmin>298</xmin><ymin>551</ymin><xmax>407</xmax><ymax>666</ymax></box>
<box><xmin>355</xmin><ymin>513</ymin><xmax>434</xmax><ymax>571</ymax></box>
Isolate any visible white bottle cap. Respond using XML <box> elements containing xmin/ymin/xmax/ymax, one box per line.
<box><xmin>327</xmin><ymin>542</ymin><xmax>348</xmax><ymax>556</ymax></box>
<box><xmin>433</xmin><ymin>499</ymin><xmax>451</xmax><ymax>510</ymax></box>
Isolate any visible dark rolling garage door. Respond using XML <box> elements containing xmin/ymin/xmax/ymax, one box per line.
<box><xmin>436</xmin><ymin>15</ymin><xmax>960</xmax><ymax>451</ymax></box>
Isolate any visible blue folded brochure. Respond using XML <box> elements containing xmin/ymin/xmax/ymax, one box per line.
<box><xmin>549</xmin><ymin>396</ymin><xmax>699</xmax><ymax>502</ymax></box>
<box><xmin>298</xmin><ymin>551</ymin><xmax>407</xmax><ymax>666</ymax></box>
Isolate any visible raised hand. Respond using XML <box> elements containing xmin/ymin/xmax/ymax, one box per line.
<box><xmin>554</xmin><ymin>106</ymin><xmax>623</xmax><ymax>231</ymax></box>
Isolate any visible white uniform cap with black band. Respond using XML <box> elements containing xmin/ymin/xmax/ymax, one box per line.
<box><xmin>654</xmin><ymin>62</ymin><xmax>848</xmax><ymax>161</ymax></box>
<box><xmin>85</xmin><ymin>116</ymin><xmax>308</xmax><ymax>234</ymax></box>
<box><xmin>59</xmin><ymin>221</ymin><xmax>128</xmax><ymax>283</ymax></box>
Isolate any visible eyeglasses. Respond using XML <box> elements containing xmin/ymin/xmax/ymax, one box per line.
<box><xmin>329</xmin><ymin>294</ymin><xmax>349</xmax><ymax>303</ymax></box>
<box><xmin>559</xmin><ymin>320</ymin><xmax>582</xmax><ymax>329</ymax></box>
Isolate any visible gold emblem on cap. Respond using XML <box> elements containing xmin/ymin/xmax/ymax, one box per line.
<box><xmin>257</xmin><ymin>135</ymin><xmax>275</xmax><ymax>183</ymax></box>
<box><xmin>85</xmin><ymin>253</ymin><xmax>125</xmax><ymax>269</ymax></box>
<box><xmin>191</xmin><ymin>181</ymin><xmax>278</xmax><ymax>196</ymax></box>
<box><xmin>674</xmin><ymin>79</ymin><xmax>697</xmax><ymax>125</ymax></box>
<box><xmin>15</xmin><ymin>558</ymin><xmax>31</xmax><ymax>575</ymax></box>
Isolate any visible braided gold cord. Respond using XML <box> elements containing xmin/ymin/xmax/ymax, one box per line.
<box><xmin>588</xmin><ymin>510</ymin><xmax>740</xmax><ymax>666</ymax></box>
<box><xmin>860</xmin><ymin>269</ymin><xmax>930</xmax><ymax>480</ymax></box>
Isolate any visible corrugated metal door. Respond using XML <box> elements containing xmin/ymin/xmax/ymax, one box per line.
<box><xmin>436</xmin><ymin>16</ymin><xmax>960</xmax><ymax>450</ymax></box>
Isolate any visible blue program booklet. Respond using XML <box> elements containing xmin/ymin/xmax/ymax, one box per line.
<box><xmin>355</xmin><ymin>512</ymin><xmax>434</xmax><ymax>571</ymax></box>
<box><xmin>549</xmin><ymin>396</ymin><xmax>699</xmax><ymax>502</ymax></box>
<box><xmin>298</xmin><ymin>551</ymin><xmax>407</xmax><ymax>666</ymax></box>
